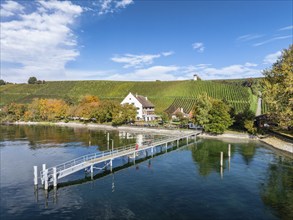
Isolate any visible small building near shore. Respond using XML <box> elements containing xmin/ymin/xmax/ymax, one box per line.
<box><xmin>121</xmin><ymin>92</ymin><xmax>157</xmax><ymax>121</ymax></box>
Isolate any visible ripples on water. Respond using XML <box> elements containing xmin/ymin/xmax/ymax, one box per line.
<box><xmin>0</xmin><ymin>125</ymin><xmax>292</xmax><ymax>220</ymax></box>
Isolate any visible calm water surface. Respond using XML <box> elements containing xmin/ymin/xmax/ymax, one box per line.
<box><xmin>0</xmin><ymin>125</ymin><xmax>293</xmax><ymax>220</ymax></box>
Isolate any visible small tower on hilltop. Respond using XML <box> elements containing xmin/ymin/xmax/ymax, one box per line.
<box><xmin>193</xmin><ymin>74</ymin><xmax>198</xmax><ymax>81</ymax></box>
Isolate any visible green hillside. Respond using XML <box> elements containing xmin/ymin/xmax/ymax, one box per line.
<box><xmin>0</xmin><ymin>80</ymin><xmax>257</xmax><ymax>113</ymax></box>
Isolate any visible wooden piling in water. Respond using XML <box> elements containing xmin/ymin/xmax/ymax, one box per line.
<box><xmin>53</xmin><ymin>167</ymin><xmax>57</xmax><ymax>187</ymax></box>
<box><xmin>44</xmin><ymin>169</ymin><xmax>48</xmax><ymax>190</ymax></box>
<box><xmin>34</xmin><ymin>166</ymin><xmax>38</xmax><ymax>185</ymax></box>
<box><xmin>42</xmin><ymin>164</ymin><xmax>46</xmax><ymax>185</ymax></box>
<box><xmin>228</xmin><ymin>144</ymin><xmax>231</xmax><ymax>157</ymax></box>
<box><xmin>220</xmin><ymin>152</ymin><xmax>223</xmax><ymax>167</ymax></box>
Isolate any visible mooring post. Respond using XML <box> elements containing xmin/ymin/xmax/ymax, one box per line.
<box><xmin>107</xmin><ymin>133</ymin><xmax>110</xmax><ymax>150</ymax></box>
<box><xmin>110</xmin><ymin>159</ymin><xmax>113</xmax><ymax>172</ymax></box>
<box><xmin>220</xmin><ymin>152</ymin><xmax>223</xmax><ymax>167</ymax></box>
<box><xmin>133</xmin><ymin>152</ymin><xmax>136</xmax><ymax>164</ymax></box>
<box><xmin>53</xmin><ymin>167</ymin><xmax>57</xmax><ymax>187</ymax></box>
<box><xmin>90</xmin><ymin>165</ymin><xmax>93</xmax><ymax>173</ymax></box>
<box><xmin>44</xmin><ymin>169</ymin><xmax>48</xmax><ymax>190</ymax></box>
<box><xmin>42</xmin><ymin>164</ymin><xmax>46</xmax><ymax>185</ymax></box>
<box><xmin>187</xmin><ymin>136</ymin><xmax>189</xmax><ymax>145</ymax></box>
<box><xmin>151</xmin><ymin>147</ymin><xmax>154</xmax><ymax>157</ymax></box>
<box><xmin>228</xmin><ymin>144</ymin><xmax>231</xmax><ymax>157</ymax></box>
<box><xmin>34</xmin><ymin>166</ymin><xmax>38</xmax><ymax>185</ymax></box>
<box><xmin>177</xmin><ymin>139</ymin><xmax>179</xmax><ymax>147</ymax></box>
<box><xmin>165</xmin><ymin>142</ymin><xmax>168</xmax><ymax>152</ymax></box>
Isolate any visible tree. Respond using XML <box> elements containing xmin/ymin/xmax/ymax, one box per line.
<box><xmin>204</xmin><ymin>99</ymin><xmax>234</xmax><ymax>134</ymax></box>
<box><xmin>191</xmin><ymin>94</ymin><xmax>233</xmax><ymax>134</ymax></box>
<box><xmin>191</xmin><ymin>93</ymin><xmax>212</xmax><ymax>126</ymax></box>
<box><xmin>0</xmin><ymin>79</ymin><xmax>6</xmax><ymax>86</ymax></box>
<box><xmin>28</xmin><ymin>76</ymin><xmax>37</xmax><ymax>84</ymax></box>
<box><xmin>262</xmin><ymin>45</ymin><xmax>293</xmax><ymax>128</ymax></box>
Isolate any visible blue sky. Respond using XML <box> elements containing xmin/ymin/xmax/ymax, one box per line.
<box><xmin>1</xmin><ymin>0</ymin><xmax>292</xmax><ymax>82</ymax></box>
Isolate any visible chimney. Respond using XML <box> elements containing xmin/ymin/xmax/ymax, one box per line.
<box><xmin>135</xmin><ymin>93</ymin><xmax>138</xmax><ymax>97</ymax></box>
<box><xmin>145</xmin><ymin>97</ymin><xmax>148</xmax><ymax>100</ymax></box>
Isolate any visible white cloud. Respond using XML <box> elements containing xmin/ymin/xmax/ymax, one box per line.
<box><xmin>187</xmin><ymin>63</ymin><xmax>262</xmax><ymax>80</ymax></box>
<box><xmin>1</xmin><ymin>0</ymin><xmax>83</xmax><ymax>82</ymax></box>
<box><xmin>279</xmin><ymin>25</ymin><xmax>293</xmax><ymax>31</ymax></box>
<box><xmin>237</xmin><ymin>34</ymin><xmax>263</xmax><ymax>42</ymax></box>
<box><xmin>263</xmin><ymin>51</ymin><xmax>282</xmax><ymax>64</ymax></box>
<box><xmin>107</xmin><ymin>65</ymin><xmax>181</xmax><ymax>81</ymax></box>
<box><xmin>253</xmin><ymin>35</ymin><xmax>292</xmax><ymax>46</ymax></box>
<box><xmin>98</xmin><ymin>0</ymin><xmax>133</xmax><ymax>15</ymax></box>
<box><xmin>111</xmin><ymin>51</ymin><xmax>174</xmax><ymax>68</ymax></box>
<box><xmin>192</xmin><ymin>42</ymin><xmax>204</xmax><ymax>53</ymax></box>
<box><xmin>162</xmin><ymin>51</ymin><xmax>174</xmax><ymax>56</ymax></box>
<box><xmin>116</xmin><ymin>0</ymin><xmax>134</xmax><ymax>9</ymax></box>
<box><xmin>0</xmin><ymin>0</ymin><xmax>24</xmax><ymax>17</ymax></box>
<box><xmin>244</xmin><ymin>62</ymin><xmax>258</xmax><ymax>67</ymax></box>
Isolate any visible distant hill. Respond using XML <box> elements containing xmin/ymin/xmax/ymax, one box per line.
<box><xmin>0</xmin><ymin>80</ymin><xmax>257</xmax><ymax>113</ymax></box>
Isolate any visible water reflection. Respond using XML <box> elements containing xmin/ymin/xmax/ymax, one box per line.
<box><xmin>0</xmin><ymin>125</ymin><xmax>162</xmax><ymax>151</ymax></box>
<box><xmin>261</xmin><ymin>157</ymin><xmax>293</xmax><ymax>220</ymax></box>
<box><xmin>191</xmin><ymin>139</ymin><xmax>235</xmax><ymax>176</ymax></box>
<box><xmin>1</xmin><ymin>125</ymin><xmax>293</xmax><ymax>220</ymax></box>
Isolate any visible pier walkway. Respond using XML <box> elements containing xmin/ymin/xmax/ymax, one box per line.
<box><xmin>33</xmin><ymin>131</ymin><xmax>201</xmax><ymax>189</ymax></box>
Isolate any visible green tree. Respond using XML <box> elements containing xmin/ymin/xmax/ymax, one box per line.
<box><xmin>204</xmin><ymin>99</ymin><xmax>234</xmax><ymax>134</ymax></box>
<box><xmin>191</xmin><ymin>93</ymin><xmax>212</xmax><ymax>126</ymax></box>
<box><xmin>191</xmin><ymin>94</ymin><xmax>233</xmax><ymax>134</ymax></box>
<box><xmin>28</xmin><ymin>76</ymin><xmax>37</xmax><ymax>84</ymax></box>
<box><xmin>160</xmin><ymin>112</ymin><xmax>170</xmax><ymax>124</ymax></box>
<box><xmin>244</xmin><ymin>119</ymin><xmax>257</xmax><ymax>134</ymax></box>
<box><xmin>262</xmin><ymin>45</ymin><xmax>293</xmax><ymax>128</ymax></box>
<box><xmin>0</xmin><ymin>79</ymin><xmax>6</xmax><ymax>86</ymax></box>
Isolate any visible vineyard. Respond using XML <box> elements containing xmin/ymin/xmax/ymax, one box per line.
<box><xmin>165</xmin><ymin>97</ymin><xmax>251</xmax><ymax>115</ymax></box>
<box><xmin>0</xmin><ymin>80</ymin><xmax>257</xmax><ymax>114</ymax></box>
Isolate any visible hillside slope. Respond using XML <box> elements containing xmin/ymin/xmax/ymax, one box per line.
<box><xmin>0</xmin><ymin>80</ymin><xmax>256</xmax><ymax>113</ymax></box>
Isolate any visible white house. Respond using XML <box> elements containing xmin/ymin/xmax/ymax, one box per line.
<box><xmin>121</xmin><ymin>92</ymin><xmax>156</xmax><ymax>121</ymax></box>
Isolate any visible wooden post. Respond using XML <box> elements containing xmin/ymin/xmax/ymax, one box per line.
<box><xmin>220</xmin><ymin>152</ymin><xmax>223</xmax><ymax>167</ymax></box>
<box><xmin>228</xmin><ymin>144</ymin><xmax>231</xmax><ymax>157</ymax></box>
<box><xmin>133</xmin><ymin>152</ymin><xmax>136</xmax><ymax>164</ymax></box>
<box><xmin>90</xmin><ymin>165</ymin><xmax>93</xmax><ymax>173</ymax></box>
<box><xmin>44</xmin><ymin>169</ymin><xmax>48</xmax><ymax>190</ymax></box>
<box><xmin>107</xmin><ymin>133</ymin><xmax>109</xmax><ymax>150</ymax></box>
<box><xmin>53</xmin><ymin>167</ymin><xmax>57</xmax><ymax>187</ymax></box>
<box><xmin>42</xmin><ymin>164</ymin><xmax>46</xmax><ymax>185</ymax></box>
<box><xmin>177</xmin><ymin>139</ymin><xmax>179</xmax><ymax>147</ymax></box>
<box><xmin>151</xmin><ymin>147</ymin><xmax>153</xmax><ymax>157</ymax></box>
<box><xmin>187</xmin><ymin>136</ymin><xmax>189</xmax><ymax>145</ymax></box>
<box><xmin>110</xmin><ymin>159</ymin><xmax>113</xmax><ymax>172</ymax></box>
<box><xmin>165</xmin><ymin>143</ymin><xmax>168</xmax><ymax>152</ymax></box>
<box><xmin>34</xmin><ymin>166</ymin><xmax>38</xmax><ymax>185</ymax></box>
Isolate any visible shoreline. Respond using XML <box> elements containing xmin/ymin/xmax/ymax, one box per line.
<box><xmin>5</xmin><ymin>121</ymin><xmax>293</xmax><ymax>154</ymax></box>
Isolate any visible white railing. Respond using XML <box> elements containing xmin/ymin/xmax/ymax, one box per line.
<box><xmin>40</xmin><ymin>132</ymin><xmax>199</xmax><ymax>182</ymax></box>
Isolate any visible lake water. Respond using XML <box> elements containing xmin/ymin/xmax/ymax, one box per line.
<box><xmin>0</xmin><ymin>125</ymin><xmax>292</xmax><ymax>220</ymax></box>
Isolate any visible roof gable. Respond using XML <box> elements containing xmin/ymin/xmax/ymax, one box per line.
<box><xmin>136</xmin><ymin>95</ymin><xmax>154</xmax><ymax>108</ymax></box>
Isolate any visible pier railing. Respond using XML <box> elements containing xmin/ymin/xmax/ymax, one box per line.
<box><xmin>36</xmin><ymin>131</ymin><xmax>201</xmax><ymax>188</ymax></box>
